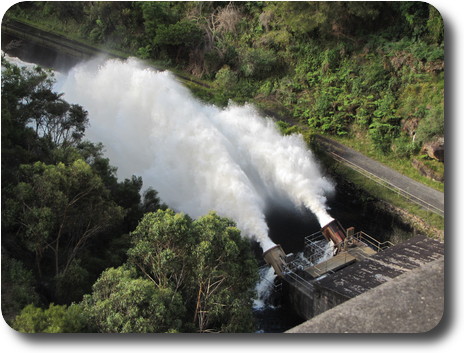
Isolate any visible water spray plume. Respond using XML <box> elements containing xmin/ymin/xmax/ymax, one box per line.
<box><xmin>56</xmin><ymin>58</ymin><xmax>334</xmax><ymax>251</ymax></box>
<box><xmin>253</xmin><ymin>266</ymin><xmax>277</xmax><ymax>311</ymax></box>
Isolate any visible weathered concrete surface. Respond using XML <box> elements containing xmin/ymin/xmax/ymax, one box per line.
<box><xmin>316</xmin><ymin>235</ymin><xmax>444</xmax><ymax>299</ymax></box>
<box><xmin>284</xmin><ymin>235</ymin><xmax>444</xmax><ymax>321</ymax></box>
<box><xmin>286</xmin><ymin>257</ymin><xmax>444</xmax><ymax>333</ymax></box>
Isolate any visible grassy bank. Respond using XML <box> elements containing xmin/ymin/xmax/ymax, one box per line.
<box><xmin>328</xmin><ymin>132</ymin><xmax>444</xmax><ymax>192</ymax></box>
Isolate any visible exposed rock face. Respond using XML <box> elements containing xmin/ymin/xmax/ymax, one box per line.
<box><xmin>421</xmin><ymin>137</ymin><xmax>444</xmax><ymax>162</ymax></box>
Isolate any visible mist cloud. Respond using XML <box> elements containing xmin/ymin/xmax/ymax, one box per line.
<box><xmin>57</xmin><ymin>57</ymin><xmax>334</xmax><ymax>251</ymax></box>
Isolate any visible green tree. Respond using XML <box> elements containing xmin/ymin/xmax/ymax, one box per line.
<box><xmin>81</xmin><ymin>1</ymin><xmax>145</xmax><ymax>50</ymax></box>
<box><xmin>128</xmin><ymin>209</ymin><xmax>258</xmax><ymax>332</ymax></box>
<box><xmin>263</xmin><ymin>1</ymin><xmax>385</xmax><ymax>39</ymax></box>
<box><xmin>153</xmin><ymin>20</ymin><xmax>204</xmax><ymax>63</ymax></box>
<box><xmin>138</xmin><ymin>1</ymin><xmax>179</xmax><ymax>38</ymax></box>
<box><xmin>188</xmin><ymin>212</ymin><xmax>258</xmax><ymax>332</ymax></box>
<box><xmin>369</xmin><ymin>120</ymin><xmax>400</xmax><ymax>154</ymax></box>
<box><xmin>426</xmin><ymin>5</ymin><xmax>444</xmax><ymax>44</ymax></box>
<box><xmin>128</xmin><ymin>209</ymin><xmax>196</xmax><ymax>291</ymax></box>
<box><xmin>1</xmin><ymin>257</ymin><xmax>40</xmax><ymax>323</ymax></box>
<box><xmin>141</xmin><ymin>187</ymin><xmax>166</xmax><ymax>214</ymax></box>
<box><xmin>5</xmin><ymin>160</ymin><xmax>123</xmax><ymax>302</ymax></box>
<box><xmin>12</xmin><ymin>303</ymin><xmax>87</xmax><ymax>333</ymax></box>
<box><xmin>1</xmin><ymin>59</ymin><xmax>163</xmax><ymax>308</ymax></box>
<box><xmin>81</xmin><ymin>265</ymin><xmax>185</xmax><ymax>333</ymax></box>
<box><xmin>239</xmin><ymin>47</ymin><xmax>280</xmax><ymax>80</ymax></box>
<box><xmin>1</xmin><ymin>58</ymin><xmax>88</xmax><ymax>175</ymax></box>
<box><xmin>111</xmin><ymin>175</ymin><xmax>143</xmax><ymax>232</ymax></box>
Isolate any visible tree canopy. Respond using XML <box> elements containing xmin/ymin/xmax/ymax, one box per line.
<box><xmin>2</xmin><ymin>60</ymin><xmax>258</xmax><ymax>332</ymax></box>
<box><xmin>125</xmin><ymin>209</ymin><xmax>258</xmax><ymax>333</ymax></box>
<box><xmin>75</xmin><ymin>210</ymin><xmax>258</xmax><ymax>333</ymax></box>
<box><xmin>81</xmin><ymin>266</ymin><xmax>185</xmax><ymax>333</ymax></box>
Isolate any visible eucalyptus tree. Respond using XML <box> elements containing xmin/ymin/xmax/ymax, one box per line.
<box><xmin>83</xmin><ymin>209</ymin><xmax>259</xmax><ymax>333</ymax></box>
<box><xmin>81</xmin><ymin>265</ymin><xmax>185</xmax><ymax>333</ymax></box>
<box><xmin>5</xmin><ymin>159</ymin><xmax>124</xmax><ymax>302</ymax></box>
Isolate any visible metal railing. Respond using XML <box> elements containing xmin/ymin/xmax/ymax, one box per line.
<box><xmin>305</xmin><ymin>229</ymin><xmax>393</xmax><ymax>254</ymax></box>
<box><xmin>304</xmin><ymin>231</ymin><xmax>335</xmax><ymax>265</ymax></box>
<box><xmin>304</xmin><ymin>250</ymin><xmax>356</xmax><ymax>278</ymax></box>
<box><xmin>352</xmin><ymin>231</ymin><xmax>393</xmax><ymax>252</ymax></box>
<box><xmin>282</xmin><ymin>266</ymin><xmax>314</xmax><ymax>292</ymax></box>
<box><xmin>281</xmin><ymin>229</ymin><xmax>394</xmax><ymax>290</ymax></box>
<box><xmin>328</xmin><ymin>151</ymin><xmax>444</xmax><ymax>217</ymax></box>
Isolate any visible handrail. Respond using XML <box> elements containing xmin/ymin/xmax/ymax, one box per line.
<box><xmin>283</xmin><ymin>267</ymin><xmax>314</xmax><ymax>292</ymax></box>
<box><xmin>303</xmin><ymin>230</ymin><xmax>393</xmax><ymax>254</ymax></box>
<box><xmin>305</xmin><ymin>250</ymin><xmax>354</xmax><ymax>277</ymax></box>
<box><xmin>353</xmin><ymin>231</ymin><xmax>393</xmax><ymax>252</ymax></box>
<box><xmin>283</xmin><ymin>228</ymin><xmax>394</xmax><ymax>288</ymax></box>
<box><xmin>328</xmin><ymin>151</ymin><xmax>444</xmax><ymax>217</ymax></box>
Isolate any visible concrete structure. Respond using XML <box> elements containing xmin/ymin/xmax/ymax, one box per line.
<box><xmin>260</xmin><ymin>217</ymin><xmax>444</xmax><ymax>333</ymax></box>
<box><xmin>286</xmin><ymin>256</ymin><xmax>444</xmax><ymax>333</ymax></box>
<box><xmin>283</xmin><ymin>235</ymin><xmax>444</xmax><ymax>322</ymax></box>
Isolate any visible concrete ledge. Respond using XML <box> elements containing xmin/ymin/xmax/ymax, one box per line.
<box><xmin>286</xmin><ymin>257</ymin><xmax>444</xmax><ymax>333</ymax></box>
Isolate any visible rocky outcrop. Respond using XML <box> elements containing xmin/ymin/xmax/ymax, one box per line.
<box><xmin>421</xmin><ymin>137</ymin><xmax>444</xmax><ymax>162</ymax></box>
<box><xmin>377</xmin><ymin>200</ymin><xmax>444</xmax><ymax>241</ymax></box>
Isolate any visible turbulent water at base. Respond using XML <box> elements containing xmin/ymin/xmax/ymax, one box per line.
<box><xmin>5</xmin><ymin>54</ymin><xmax>335</xmax><ymax>251</ymax></box>
<box><xmin>253</xmin><ymin>266</ymin><xmax>277</xmax><ymax>311</ymax></box>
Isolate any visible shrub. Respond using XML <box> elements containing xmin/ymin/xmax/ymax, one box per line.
<box><xmin>369</xmin><ymin>120</ymin><xmax>400</xmax><ymax>154</ymax></box>
<box><xmin>239</xmin><ymin>47</ymin><xmax>280</xmax><ymax>79</ymax></box>
<box><xmin>391</xmin><ymin>134</ymin><xmax>420</xmax><ymax>158</ymax></box>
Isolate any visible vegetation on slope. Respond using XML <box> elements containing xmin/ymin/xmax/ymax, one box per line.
<box><xmin>4</xmin><ymin>1</ymin><xmax>444</xmax><ymax>187</ymax></box>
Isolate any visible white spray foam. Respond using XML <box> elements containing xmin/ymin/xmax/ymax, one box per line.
<box><xmin>253</xmin><ymin>266</ymin><xmax>277</xmax><ymax>310</ymax></box>
<box><xmin>53</xmin><ymin>57</ymin><xmax>334</xmax><ymax>250</ymax></box>
<box><xmin>212</xmin><ymin>104</ymin><xmax>334</xmax><ymax>226</ymax></box>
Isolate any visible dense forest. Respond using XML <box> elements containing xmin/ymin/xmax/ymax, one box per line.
<box><xmin>2</xmin><ymin>1</ymin><xmax>444</xmax><ymax>333</ymax></box>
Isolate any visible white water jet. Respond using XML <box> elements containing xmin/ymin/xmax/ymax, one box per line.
<box><xmin>9</xmin><ymin>55</ymin><xmax>335</xmax><ymax>250</ymax></box>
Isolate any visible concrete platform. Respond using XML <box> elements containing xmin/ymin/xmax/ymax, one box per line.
<box><xmin>286</xmin><ymin>256</ymin><xmax>444</xmax><ymax>333</ymax></box>
<box><xmin>283</xmin><ymin>235</ymin><xmax>444</xmax><ymax>322</ymax></box>
<box><xmin>305</xmin><ymin>252</ymin><xmax>356</xmax><ymax>278</ymax></box>
<box><xmin>315</xmin><ymin>235</ymin><xmax>444</xmax><ymax>299</ymax></box>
